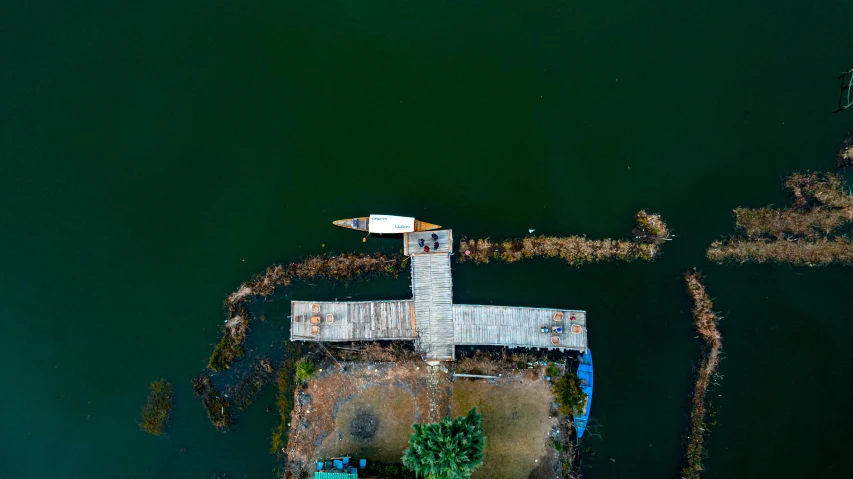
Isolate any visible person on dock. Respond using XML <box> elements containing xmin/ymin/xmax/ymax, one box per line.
<box><xmin>431</xmin><ymin>233</ymin><xmax>439</xmax><ymax>240</ymax></box>
<box><xmin>418</xmin><ymin>238</ymin><xmax>425</xmax><ymax>247</ymax></box>
<box><xmin>423</xmin><ymin>245</ymin><xmax>430</xmax><ymax>252</ymax></box>
<box><xmin>434</xmin><ymin>241</ymin><xmax>439</xmax><ymax>250</ymax></box>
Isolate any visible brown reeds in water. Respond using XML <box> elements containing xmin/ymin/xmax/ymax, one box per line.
<box><xmin>208</xmin><ymin>252</ymin><xmax>405</xmax><ymax>372</ymax></box>
<box><xmin>682</xmin><ymin>271</ymin><xmax>722</xmax><ymax>479</ymax></box>
<box><xmin>457</xmin><ymin>210</ymin><xmax>670</xmax><ymax>266</ymax></box>
<box><xmin>708</xmin><ymin>172</ymin><xmax>853</xmax><ymax>265</ymax></box>
<box><xmin>707</xmin><ymin>237</ymin><xmax>853</xmax><ymax>266</ymax></box>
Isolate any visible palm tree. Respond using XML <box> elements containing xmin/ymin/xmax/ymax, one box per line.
<box><xmin>402</xmin><ymin>408</ymin><xmax>486</xmax><ymax>479</ymax></box>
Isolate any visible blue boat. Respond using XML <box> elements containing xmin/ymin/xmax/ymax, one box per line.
<box><xmin>574</xmin><ymin>348</ymin><xmax>594</xmax><ymax>438</ymax></box>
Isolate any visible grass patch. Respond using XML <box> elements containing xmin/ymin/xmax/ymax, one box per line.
<box><xmin>139</xmin><ymin>379</ymin><xmax>174</xmax><ymax>436</ymax></box>
<box><xmin>451</xmin><ymin>373</ymin><xmax>553</xmax><ymax>479</ymax></box>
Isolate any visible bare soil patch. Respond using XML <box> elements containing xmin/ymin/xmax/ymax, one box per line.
<box><xmin>451</xmin><ymin>371</ymin><xmax>557</xmax><ymax>479</ymax></box>
<box><xmin>286</xmin><ymin>360</ymin><xmax>436</xmax><ymax>475</ymax></box>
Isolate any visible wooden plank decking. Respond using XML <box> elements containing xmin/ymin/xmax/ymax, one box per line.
<box><xmin>411</xmin><ymin>251</ymin><xmax>455</xmax><ymax>360</ymax></box>
<box><xmin>289</xmin><ymin>228</ymin><xmax>588</xmax><ymax>360</ymax></box>
<box><xmin>404</xmin><ymin>230</ymin><xmax>452</xmax><ymax>256</ymax></box>
<box><xmin>290</xmin><ymin>300</ymin><xmax>415</xmax><ymax>341</ymax></box>
<box><xmin>453</xmin><ymin>306</ymin><xmax>587</xmax><ymax>351</ymax></box>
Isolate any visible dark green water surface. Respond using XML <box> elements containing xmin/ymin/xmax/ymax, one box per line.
<box><xmin>3</xmin><ymin>1</ymin><xmax>853</xmax><ymax>477</ymax></box>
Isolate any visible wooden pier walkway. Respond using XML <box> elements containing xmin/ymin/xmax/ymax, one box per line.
<box><xmin>290</xmin><ymin>229</ymin><xmax>588</xmax><ymax>361</ymax></box>
<box><xmin>290</xmin><ymin>300</ymin><xmax>415</xmax><ymax>341</ymax></box>
<box><xmin>411</xmin><ymin>251</ymin><xmax>455</xmax><ymax>361</ymax></box>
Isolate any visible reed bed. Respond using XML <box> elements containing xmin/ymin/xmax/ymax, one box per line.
<box><xmin>457</xmin><ymin>211</ymin><xmax>670</xmax><ymax>266</ymax></box>
<box><xmin>707</xmin><ymin>237</ymin><xmax>853</xmax><ymax>266</ymax></box>
<box><xmin>709</xmin><ymin>172</ymin><xmax>853</xmax><ymax>265</ymax></box>
<box><xmin>682</xmin><ymin>272</ymin><xmax>722</xmax><ymax>479</ymax></box>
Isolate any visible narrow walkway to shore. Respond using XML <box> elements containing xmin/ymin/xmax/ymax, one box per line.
<box><xmin>426</xmin><ymin>364</ymin><xmax>450</xmax><ymax>422</ymax></box>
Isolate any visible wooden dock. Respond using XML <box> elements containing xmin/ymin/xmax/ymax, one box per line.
<box><xmin>411</xmin><ymin>247</ymin><xmax>455</xmax><ymax>361</ymax></box>
<box><xmin>290</xmin><ymin>229</ymin><xmax>588</xmax><ymax>361</ymax></box>
<box><xmin>454</xmin><ymin>306</ymin><xmax>586</xmax><ymax>351</ymax></box>
<box><xmin>290</xmin><ymin>300</ymin><xmax>415</xmax><ymax>341</ymax></box>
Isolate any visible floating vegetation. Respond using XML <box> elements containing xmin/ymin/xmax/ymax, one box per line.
<box><xmin>139</xmin><ymin>378</ymin><xmax>174</xmax><ymax>436</ymax></box>
<box><xmin>192</xmin><ymin>373</ymin><xmax>233</xmax><ymax>430</ymax></box>
<box><xmin>708</xmin><ymin>172</ymin><xmax>853</xmax><ymax>265</ymax></box>
<box><xmin>682</xmin><ymin>271</ymin><xmax>722</xmax><ymax>479</ymax></box>
<box><xmin>458</xmin><ymin>211</ymin><xmax>670</xmax><ymax>266</ymax></box>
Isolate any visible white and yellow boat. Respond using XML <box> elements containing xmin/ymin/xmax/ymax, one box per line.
<box><xmin>333</xmin><ymin>214</ymin><xmax>441</xmax><ymax>234</ymax></box>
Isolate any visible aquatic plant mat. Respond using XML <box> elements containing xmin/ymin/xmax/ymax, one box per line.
<box><xmin>708</xmin><ymin>172</ymin><xmax>853</xmax><ymax>265</ymax></box>
<box><xmin>284</xmin><ymin>356</ymin><xmax>564</xmax><ymax>479</ymax></box>
<box><xmin>458</xmin><ymin>210</ymin><xmax>670</xmax><ymax>266</ymax></box>
<box><xmin>139</xmin><ymin>378</ymin><xmax>174</xmax><ymax>435</ymax></box>
<box><xmin>681</xmin><ymin>272</ymin><xmax>723</xmax><ymax>479</ymax></box>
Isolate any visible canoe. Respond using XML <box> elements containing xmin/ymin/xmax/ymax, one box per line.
<box><xmin>574</xmin><ymin>348</ymin><xmax>594</xmax><ymax>439</ymax></box>
<box><xmin>333</xmin><ymin>214</ymin><xmax>441</xmax><ymax>234</ymax></box>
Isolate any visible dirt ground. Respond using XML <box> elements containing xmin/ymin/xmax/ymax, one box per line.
<box><xmin>286</xmin><ymin>359</ymin><xmax>558</xmax><ymax>478</ymax></box>
<box><xmin>285</xmin><ymin>360</ymin><xmax>441</xmax><ymax>475</ymax></box>
<box><xmin>451</xmin><ymin>370</ymin><xmax>559</xmax><ymax>479</ymax></box>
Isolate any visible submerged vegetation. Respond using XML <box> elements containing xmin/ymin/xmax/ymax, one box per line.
<box><xmin>192</xmin><ymin>373</ymin><xmax>233</xmax><ymax>430</ymax></box>
<box><xmin>838</xmin><ymin>131</ymin><xmax>853</xmax><ymax>170</ymax></box>
<box><xmin>458</xmin><ymin>211</ymin><xmax>670</xmax><ymax>266</ymax></box>
<box><xmin>402</xmin><ymin>408</ymin><xmax>486</xmax><ymax>479</ymax></box>
<box><xmin>682</xmin><ymin>271</ymin><xmax>723</xmax><ymax>479</ymax></box>
<box><xmin>139</xmin><ymin>379</ymin><xmax>174</xmax><ymax>436</ymax></box>
<box><xmin>708</xmin><ymin>172</ymin><xmax>853</xmax><ymax>265</ymax></box>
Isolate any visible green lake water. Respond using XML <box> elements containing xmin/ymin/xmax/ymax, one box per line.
<box><xmin>2</xmin><ymin>1</ymin><xmax>853</xmax><ymax>477</ymax></box>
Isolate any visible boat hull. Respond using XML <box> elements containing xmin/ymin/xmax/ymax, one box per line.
<box><xmin>574</xmin><ymin>349</ymin><xmax>593</xmax><ymax>438</ymax></box>
<box><xmin>332</xmin><ymin>217</ymin><xmax>441</xmax><ymax>233</ymax></box>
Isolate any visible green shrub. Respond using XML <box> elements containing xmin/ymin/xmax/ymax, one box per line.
<box><xmin>545</xmin><ymin>363</ymin><xmax>560</xmax><ymax>377</ymax></box>
<box><xmin>553</xmin><ymin>372</ymin><xmax>587</xmax><ymax>416</ymax></box>
<box><xmin>402</xmin><ymin>408</ymin><xmax>486</xmax><ymax>479</ymax></box>
<box><xmin>295</xmin><ymin>359</ymin><xmax>316</xmax><ymax>383</ymax></box>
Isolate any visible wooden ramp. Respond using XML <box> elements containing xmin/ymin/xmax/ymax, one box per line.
<box><xmin>410</xmin><ymin>235</ymin><xmax>455</xmax><ymax>360</ymax></box>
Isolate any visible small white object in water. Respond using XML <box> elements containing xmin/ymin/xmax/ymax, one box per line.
<box><xmin>528</xmin><ymin>228</ymin><xmax>535</xmax><ymax>233</ymax></box>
